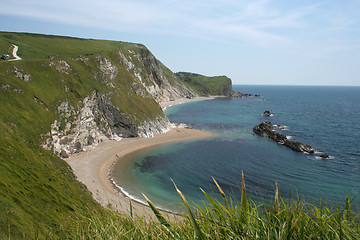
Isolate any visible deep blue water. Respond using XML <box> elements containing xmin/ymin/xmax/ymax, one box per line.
<box><xmin>113</xmin><ymin>85</ymin><xmax>360</xmax><ymax>211</ymax></box>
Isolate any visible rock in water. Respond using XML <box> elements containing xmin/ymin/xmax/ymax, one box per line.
<box><xmin>263</xmin><ymin>110</ymin><xmax>272</xmax><ymax>116</ymax></box>
<box><xmin>253</xmin><ymin>121</ymin><xmax>314</xmax><ymax>154</ymax></box>
<box><xmin>283</xmin><ymin>140</ymin><xmax>314</xmax><ymax>154</ymax></box>
<box><xmin>320</xmin><ymin>153</ymin><xmax>330</xmax><ymax>159</ymax></box>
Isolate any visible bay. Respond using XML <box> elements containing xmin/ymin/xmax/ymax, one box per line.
<box><xmin>113</xmin><ymin>85</ymin><xmax>360</xmax><ymax>211</ymax></box>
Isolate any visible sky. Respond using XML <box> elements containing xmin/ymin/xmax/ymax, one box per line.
<box><xmin>1</xmin><ymin>0</ymin><xmax>359</xmax><ymax>86</ymax></box>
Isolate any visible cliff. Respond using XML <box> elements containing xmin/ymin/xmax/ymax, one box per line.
<box><xmin>0</xmin><ymin>32</ymin><xmax>201</xmax><ymax>238</ymax></box>
<box><xmin>176</xmin><ymin>72</ymin><xmax>233</xmax><ymax>97</ymax></box>
<box><xmin>1</xmin><ymin>32</ymin><xmax>198</xmax><ymax>158</ymax></box>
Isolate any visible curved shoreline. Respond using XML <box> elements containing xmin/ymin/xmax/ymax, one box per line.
<box><xmin>108</xmin><ymin>143</ymin><xmax>185</xmax><ymax>216</ymax></box>
<box><xmin>66</xmin><ymin>127</ymin><xmax>214</xmax><ymax>219</ymax></box>
<box><xmin>160</xmin><ymin>96</ymin><xmax>216</xmax><ymax>110</ymax></box>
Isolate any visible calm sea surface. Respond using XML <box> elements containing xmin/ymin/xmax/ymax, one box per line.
<box><xmin>113</xmin><ymin>85</ymin><xmax>360</xmax><ymax>211</ymax></box>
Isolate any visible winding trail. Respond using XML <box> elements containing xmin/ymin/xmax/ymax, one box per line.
<box><xmin>8</xmin><ymin>44</ymin><xmax>21</xmax><ymax>61</ymax></box>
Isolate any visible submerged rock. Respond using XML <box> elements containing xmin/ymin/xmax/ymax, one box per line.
<box><xmin>263</xmin><ymin>110</ymin><xmax>272</xmax><ymax>116</ymax></box>
<box><xmin>320</xmin><ymin>153</ymin><xmax>330</xmax><ymax>159</ymax></box>
<box><xmin>253</xmin><ymin>121</ymin><xmax>314</xmax><ymax>154</ymax></box>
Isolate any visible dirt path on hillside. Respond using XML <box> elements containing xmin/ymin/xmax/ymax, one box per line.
<box><xmin>8</xmin><ymin>44</ymin><xmax>21</xmax><ymax>61</ymax></box>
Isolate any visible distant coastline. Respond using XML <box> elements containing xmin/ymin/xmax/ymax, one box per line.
<box><xmin>160</xmin><ymin>96</ymin><xmax>216</xmax><ymax>110</ymax></box>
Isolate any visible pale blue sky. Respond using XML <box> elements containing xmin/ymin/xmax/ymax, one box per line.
<box><xmin>1</xmin><ymin>0</ymin><xmax>359</xmax><ymax>86</ymax></box>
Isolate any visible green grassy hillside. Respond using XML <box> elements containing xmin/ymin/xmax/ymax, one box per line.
<box><xmin>1</xmin><ymin>32</ymin><xmax>133</xmax><ymax>60</ymax></box>
<box><xmin>0</xmin><ymin>31</ymin><xmax>177</xmax><ymax>238</ymax></box>
<box><xmin>1</xmin><ymin>32</ymin><xmax>359</xmax><ymax>239</ymax></box>
<box><xmin>176</xmin><ymin>72</ymin><xmax>233</xmax><ymax>97</ymax></box>
<box><xmin>0</xmin><ymin>122</ymin><xmax>105</xmax><ymax>239</ymax></box>
<box><xmin>0</xmin><ymin>32</ymin><xmax>164</xmax><ymax>123</ymax></box>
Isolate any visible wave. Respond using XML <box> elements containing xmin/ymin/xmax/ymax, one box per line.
<box><xmin>273</xmin><ymin>124</ymin><xmax>289</xmax><ymax>131</ymax></box>
<box><xmin>111</xmin><ymin>178</ymin><xmax>148</xmax><ymax>205</ymax></box>
<box><xmin>314</xmin><ymin>155</ymin><xmax>335</xmax><ymax>160</ymax></box>
<box><xmin>308</xmin><ymin>151</ymin><xmax>335</xmax><ymax>160</ymax></box>
<box><xmin>110</xmin><ymin>178</ymin><xmax>175</xmax><ymax>213</ymax></box>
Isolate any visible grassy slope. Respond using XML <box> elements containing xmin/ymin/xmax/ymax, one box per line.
<box><xmin>1</xmin><ymin>32</ymin><xmax>359</xmax><ymax>239</ymax></box>
<box><xmin>0</xmin><ymin>32</ymin><xmax>165</xmax><ymax>238</ymax></box>
<box><xmin>0</xmin><ymin>32</ymin><xmax>164</xmax><ymax>122</ymax></box>
<box><xmin>0</xmin><ymin>122</ymin><xmax>105</xmax><ymax>239</ymax></box>
<box><xmin>176</xmin><ymin>72</ymin><xmax>232</xmax><ymax>96</ymax></box>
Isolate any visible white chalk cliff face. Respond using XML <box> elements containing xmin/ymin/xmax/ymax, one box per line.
<box><xmin>118</xmin><ymin>46</ymin><xmax>196</xmax><ymax>102</ymax></box>
<box><xmin>43</xmin><ymin>92</ymin><xmax>172</xmax><ymax>157</ymax></box>
<box><xmin>43</xmin><ymin>46</ymin><xmax>196</xmax><ymax>157</ymax></box>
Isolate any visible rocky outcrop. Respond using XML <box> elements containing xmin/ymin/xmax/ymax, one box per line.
<box><xmin>253</xmin><ymin>121</ymin><xmax>314</xmax><ymax>154</ymax></box>
<box><xmin>11</xmin><ymin>66</ymin><xmax>31</xmax><ymax>82</ymax></box>
<box><xmin>320</xmin><ymin>153</ymin><xmax>330</xmax><ymax>159</ymax></box>
<box><xmin>232</xmin><ymin>91</ymin><xmax>260</xmax><ymax>98</ymax></box>
<box><xmin>263</xmin><ymin>110</ymin><xmax>272</xmax><ymax>116</ymax></box>
<box><xmin>40</xmin><ymin>43</ymin><xmax>203</xmax><ymax>158</ymax></box>
<box><xmin>43</xmin><ymin>91</ymin><xmax>171</xmax><ymax>157</ymax></box>
<box><xmin>118</xmin><ymin>48</ymin><xmax>196</xmax><ymax>102</ymax></box>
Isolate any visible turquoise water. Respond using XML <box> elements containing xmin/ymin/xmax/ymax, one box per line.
<box><xmin>113</xmin><ymin>85</ymin><xmax>360</xmax><ymax>211</ymax></box>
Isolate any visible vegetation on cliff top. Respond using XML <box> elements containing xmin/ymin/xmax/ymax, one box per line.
<box><xmin>1</xmin><ymin>32</ymin><xmax>358</xmax><ymax>239</ymax></box>
<box><xmin>0</xmin><ymin>31</ymin><xmax>174</xmax><ymax>238</ymax></box>
<box><xmin>176</xmin><ymin>72</ymin><xmax>232</xmax><ymax>97</ymax></box>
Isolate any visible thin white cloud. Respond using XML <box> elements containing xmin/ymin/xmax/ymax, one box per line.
<box><xmin>1</xmin><ymin>0</ymin><xmax>359</xmax><ymax>54</ymax></box>
<box><xmin>1</xmin><ymin>0</ymin><xmax>173</xmax><ymax>31</ymax></box>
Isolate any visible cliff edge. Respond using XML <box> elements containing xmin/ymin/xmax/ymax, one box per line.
<box><xmin>0</xmin><ymin>31</ymin><xmax>234</xmax><ymax>238</ymax></box>
<box><xmin>1</xmin><ymin>32</ymin><xmax>198</xmax><ymax>158</ymax></box>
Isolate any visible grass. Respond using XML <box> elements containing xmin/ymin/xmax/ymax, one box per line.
<box><xmin>0</xmin><ymin>31</ymin><xmax>173</xmax><ymax>238</ymax></box>
<box><xmin>0</xmin><ymin>31</ymin><xmax>139</xmax><ymax>60</ymax></box>
<box><xmin>176</xmin><ymin>72</ymin><xmax>232</xmax><ymax>97</ymax></box>
<box><xmin>54</xmin><ymin>174</ymin><xmax>360</xmax><ymax>239</ymax></box>
<box><xmin>1</xmin><ymin>31</ymin><xmax>359</xmax><ymax>239</ymax></box>
<box><xmin>0</xmin><ymin>32</ymin><xmax>172</xmax><ymax>150</ymax></box>
<box><xmin>0</xmin><ymin>120</ymin><xmax>105</xmax><ymax>239</ymax></box>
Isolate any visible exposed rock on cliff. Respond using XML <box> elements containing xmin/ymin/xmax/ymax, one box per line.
<box><xmin>43</xmin><ymin>91</ymin><xmax>171</xmax><ymax>157</ymax></box>
<box><xmin>118</xmin><ymin>48</ymin><xmax>196</xmax><ymax>102</ymax></box>
<box><xmin>0</xmin><ymin>32</ymin><xmax>239</xmax><ymax>236</ymax></box>
<box><xmin>1</xmin><ymin>33</ymin><xmax>222</xmax><ymax>159</ymax></box>
<box><xmin>39</xmin><ymin>43</ymin><xmax>198</xmax><ymax>157</ymax></box>
<box><xmin>253</xmin><ymin>121</ymin><xmax>315</xmax><ymax>154</ymax></box>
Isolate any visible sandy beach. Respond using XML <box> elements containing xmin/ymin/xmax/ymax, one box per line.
<box><xmin>66</xmin><ymin>127</ymin><xmax>214</xmax><ymax>219</ymax></box>
<box><xmin>160</xmin><ymin>96</ymin><xmax>215</xmax><ymax>110</ymax></box>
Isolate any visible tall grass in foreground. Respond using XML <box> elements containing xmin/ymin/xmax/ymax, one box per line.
<box><xmin>64</xmin><ymin>172</ymin><xmax>359</xmax><ymax>239</ymax></box>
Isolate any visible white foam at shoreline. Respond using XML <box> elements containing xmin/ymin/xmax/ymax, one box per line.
<box><xmin>111</xmin><ymin>178</ymin><xmax>147</xmax><ymax>205</ymax></box>
<box><xmin>111</xmin><ymin>178</ymin><xmax>173</xmax><ymax>213</ymax></box>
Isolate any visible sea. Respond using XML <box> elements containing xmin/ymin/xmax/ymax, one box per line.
<box><xmin>112</xmin><ymin>85</ymin><xmax>360</xmax><ymax>212</ymax></box>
